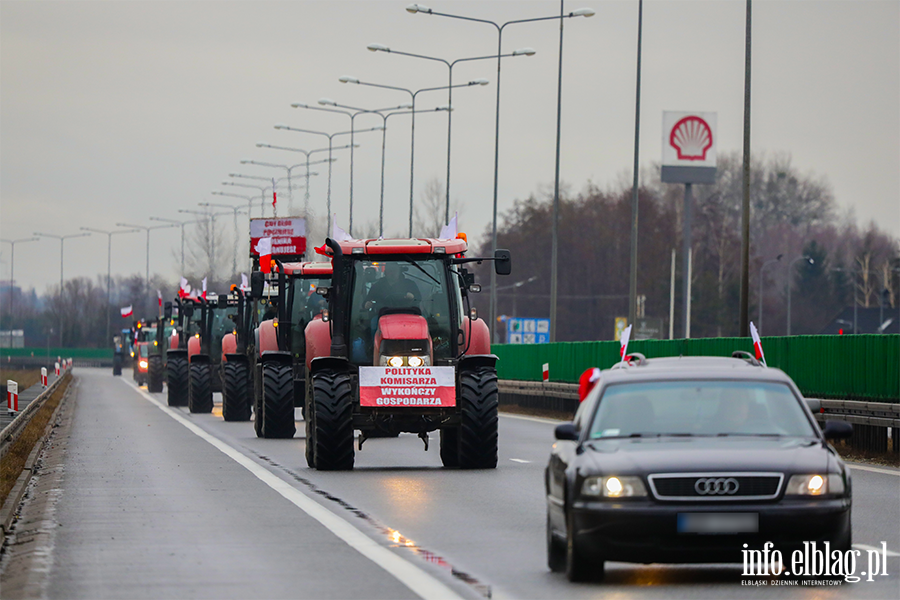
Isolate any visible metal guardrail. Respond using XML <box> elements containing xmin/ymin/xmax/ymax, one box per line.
<box><xmin>0</xmin><ymin>371</ymin><xmax>70</xmax><ymax>461</ymax></box>
<box><xmin>498</xmin><ymin>380</ymin><xmax>899</xmax><ymax>454</ymax></box>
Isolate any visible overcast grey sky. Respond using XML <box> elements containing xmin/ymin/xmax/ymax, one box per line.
<box><xmin>2</xmin><ymin>0</ymin><xmax>898</xmax><ymax>294</ymax></box>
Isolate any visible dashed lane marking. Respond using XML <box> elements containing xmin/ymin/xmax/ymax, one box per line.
<box><xmin>122</xmin><ymin>379</ymin><xmax>464</xmax><ymax>600</ymax></box>
<box><xmin>499</xmin><ymin>413</ymin><xmax>563</xmax><ymax>425</ymax></box>
<box><xmin>509</xmin><ymin>458</ymin><xmax>531</xmax><ymax>464</ymax></box>
<box><xmin>847</xmin><ymin>464</ymin><xmax>900</xmax><ymax>476</ymax></box>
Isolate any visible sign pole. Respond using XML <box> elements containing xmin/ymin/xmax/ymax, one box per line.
<box><xmin>682</xmin><ymin>183</ymin><xmax>692</xmax><ymax>338</ymax></box>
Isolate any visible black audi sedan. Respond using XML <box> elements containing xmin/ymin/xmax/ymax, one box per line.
<box><xmin>545</xmin><ymin>354</ymin><xmax>853</xmax><ymax>582</ymax></box>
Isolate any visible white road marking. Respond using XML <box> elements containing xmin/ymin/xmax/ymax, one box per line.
<box><xmin>509</xmin><ymin>458</ymin><xmax>531</xmax><ymax>464</ymax></box>
<box><xmin>848</xmin><ymin>463</ymin><xmax>900</xmax><ymax>476</ymax></box>
<box><xmin>499</xmin><ymin>413</ymin><xmax>564</xmax><ymax>425</ymax></box>
<box><xmin>853</xmin><ymin>544</ymin><xmax>900</xmax><ymax>558</ymax></box>
<box><xmin>123</xmin><ymin>380</ymin><xmax>463</xmax><ymax>600</ymax></box>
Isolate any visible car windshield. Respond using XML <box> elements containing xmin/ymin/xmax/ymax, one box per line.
<box><xmin>348</xmin><ymin>258</ymin><xmax>454</xmax><ymax>365</ymax></box>
<box><xmin>587</xmin><ymin>380</ymin><xmax>816</xmax><ymax>439</ymax></box>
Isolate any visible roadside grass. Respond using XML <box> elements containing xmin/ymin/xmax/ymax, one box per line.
<box><xmin>832</xmin><ymin>439</ymin><xmax>899</xmax><ymax>468</ymax></box>
<box><xmin>0</xmin><ymin>374</ymin><xmax>71</xmax><ymax>507</ymax></box>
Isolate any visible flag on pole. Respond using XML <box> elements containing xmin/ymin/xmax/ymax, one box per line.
<box><xmin>255</xmin><ymin>237</ymin><xmax>273</xmax><ymax>274</ymax></box>
<box><xmin>332</xmin><ymin>215</ymin><xmax>353</xmax><ymax>242</ymax></box>
<box><xmin>157</xmin><ymin>290</ymin><xmax>162</xmax><ymax>307</ymax></box>
<box><xmin>439</xmin><ymin>212</ymin><xmax>458</xmax><ymax>240</ymax></box>
<box><xmin>201</xmin><ymin>277</ymin><xmax>208</xmax><ymax>301</ymax></box>
<box><xmin>179</xmin><ymin>277</ymin><xmax>191</xmax><ymax>298</ymax></box>
<box><xmin>240</xmin><ymin>273</ymin><xmax>249</xmax><ymax>292</ymax></box>
<box><xmin>120</xmin><ymin>305</ymin><xmax>133</xmax><ymax>318</ymax></box>
<box><xmin>578</xmin><ymin>367</ymin><xmax>602</xmax><ymax>402</ymax></box>
<box><xmin>750</xmin><ymin>321</ymin><xmax>767</xmax><ymax>367</ymax></box>
<box><xmin>619</xmin><ymin>324</ymin><xmax>633</xmax><ymax>363</ymax></box>
<box><xmin>272</xmin><ymin>178</ymin><xmax>277</xmax><ymax>215</ymax></box>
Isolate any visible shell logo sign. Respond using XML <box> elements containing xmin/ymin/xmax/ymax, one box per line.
<box><xmin>661</xmin><ymin>111</ymin><xmax>717</xmax><ymax>184</ymax></box>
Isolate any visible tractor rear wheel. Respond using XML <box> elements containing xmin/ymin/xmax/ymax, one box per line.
<box><xmin>310</xmin><ymin>371</ymin><xmax>354</xmax><ymax>471</ymax></box>
<box><xmin>458</xmin><ymin>367</ymin><xmax>499</xmax><ymax>469</ymax></box>
<box><xmin>305</xmin><ymin>388</ymin><xmax>316</xmax><ymax>468</ymax></box>
<box><xmin>439</xmin><ymin>427</ymin><xmax>460</xmax><ymax>468</ymax></box>
<box><xmin>189</xmin><ymin>362</ymin><xmax>213</xmax><ymax>413</ymax></box>
<box><xmin>222</xmin><ymin>360</ymin><xmax>251</xmax><ymax>421</ymax></box>
<box><xmin>260</xmin><ymin>363</ymin><xmax>295</xmax><ymax>438</ymax></box>
<box><xmin>148</xmin><ymin>355</ymin><xmax>163</xmax><ymax>393</ymax></box>
<box><xmin>167</xmin><ymin>357</ymin><xmax>188</xmax><ymax>407</ymax></box>
<box><xmin>113</xmin><ymin>355</ymin><xmax>123</xmax><ymax>376</ymax></box>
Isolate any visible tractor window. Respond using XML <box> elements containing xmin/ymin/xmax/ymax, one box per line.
<box><xmin>349</xmin><ymin>258</ymin><xmax>453</xmax><ymax>365</ymax></box>
<box><xmin>289</xmin><ymin>277</ymin><xmax>330</xmax><ymax>356</ymax></box>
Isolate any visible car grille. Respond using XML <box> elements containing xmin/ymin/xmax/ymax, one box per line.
<box><xmin>648</xmin><ymin>473</ymin><xmax>784</xmax><ymax>501</ymax></box>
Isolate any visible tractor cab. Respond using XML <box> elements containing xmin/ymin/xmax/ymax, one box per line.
<box><xmin>301</xmin><ymin>236</ymin><xmax>511</xmax><ymax>470</ymax></box>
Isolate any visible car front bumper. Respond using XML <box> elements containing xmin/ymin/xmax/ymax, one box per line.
<box><xmin>570</xmin><ymin>497</ymin><xmax>851</xmax><ymax>564</ymax></box>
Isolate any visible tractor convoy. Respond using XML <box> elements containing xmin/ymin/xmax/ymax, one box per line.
<box><xmin>119</xmin><ymin>218</ymin><xmax>511</xmax><ymax>471</ymax></box>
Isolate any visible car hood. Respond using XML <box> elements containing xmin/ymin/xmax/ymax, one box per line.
<box><xmin>580</xmin><ymin>436</ymin><xmax>832</xmax><ymax>475</ymax></box>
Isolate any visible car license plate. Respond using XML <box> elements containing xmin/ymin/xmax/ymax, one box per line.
<box><xmin>677</xmin><ymin>513</ymin><xmax>758</xmax><ymax>534</ymax></box>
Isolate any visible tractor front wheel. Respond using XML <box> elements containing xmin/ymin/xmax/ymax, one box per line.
<box><xmin>167</xmin><ymin>357</ymin><xmax>188</xmax><ymax>407</ymax></box>
<box><xmin>439</xmin><ymin>427</ymin><xmax>460</xmax><ymax>468</ymax></box>
<box><xmin>457</xmin><ymin>367</ymin><xmax>499</xmax><ymax>469</ymax></box>
<box><xmin>189</xmin><ymin>362</ymin><xmax>213</xmax><ymax>413</ymax></box>
<box><xmin>260</xmin><ymin>363</ymin><xmax>295</xmax><ymax>438</ymax></box>
<box><xmin>148</xmin><ymin>355</ymin><xmax>164</xmax><ymax>393</ymax></box>
<box><xmin>310</xmin><ymin>371</ymin><xmax>354</xmax><ymax>471</ymax></box>
<box><xmin>222</xmin><ymin>360</ymin><xmax>251</xmax><ymax>422</ymax></box>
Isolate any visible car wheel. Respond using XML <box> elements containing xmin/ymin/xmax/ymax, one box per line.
<box><xmin>566</xmin><ymin>512</ymin><xmax>603</xmax><ymax>582</ymax></box>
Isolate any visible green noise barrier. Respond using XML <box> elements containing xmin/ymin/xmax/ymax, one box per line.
<box><xmin>492</xmin><ymin>335</ymin><xmax>900</xmax><ymax>402</ymax></box>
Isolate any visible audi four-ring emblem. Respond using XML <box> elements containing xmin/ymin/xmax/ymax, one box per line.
<box><xmin>694</xmin><ymin>477</ymin><xmax>740</xmax><ymax>495</ymax></box>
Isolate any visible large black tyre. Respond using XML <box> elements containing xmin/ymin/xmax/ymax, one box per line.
<box><xmin>439</xmin><ymin>427</ymin><xmax>460</xmax><ymax>467</ymax></box>
<box><xmin>305</xmin><ymin>398</ymin><xmax>316</xmax><ymax>468</ymax></box>
<box><xmin>547</xmin><ymin>514</ymin><xmax>566</xmax><ymax>572</ymax></box>
<box><xmin>458</xmin><ymin>367</ymin><xmax>499</xmax><ymax>469</ymax></box>
<box><xmin>113</xmin><ymin>355</ymin><xmax>123</xmax><ymax>376</ymax></box>
<box><xmin>148</xmin><ymin>355</ymin><xmax>164</xmax><ymax>393</ymax></box>
<box><xmin>222</xmin><ymin>361</ymin><xmax>251</xmax><ymax>422</ymax></box>
<box><xmin>566</xmin><ymin>512</ymin><xmax>602</xmax><ymax>582</ymax></box>
<box><xmin>310</xmin><ymin>371</ymin><xmax>354</xmax><ymax>471</ymax></box>
<box><xmin>189</xmin><ymin>362</ymin><xmax>213</xmax><ymax>413</ymax></box>
<box><xmin>260</xmin><ymin>363</ymin><xmax>295</xmax><ymax>438</ymax></box>
<box><xmin>167</xmin><ymin>357</ymin><xmax>189</xmax><ymax>406</ymax></box>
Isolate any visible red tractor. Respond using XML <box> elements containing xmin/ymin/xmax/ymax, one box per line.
<box><xmin>252</xmin><ymin>261</ymin><xmax>332</xmax><ymax>438</ymax></box>
<box><xmin>218</xmin><ymin>285</ymin><xmax>257</xmax><ymax>422</ymax></box>
<box><xmin>166</xmin><ymin>296</ymin><xmax>192</xmax><ymax>407</ymax></box>
<box><xmin>304</xmin><ymin>237</ymin><xmax>510</xmax><ymax>470</ymax></box>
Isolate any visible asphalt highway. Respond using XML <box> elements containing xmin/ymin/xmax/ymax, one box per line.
<box><xmin>26</xmin><ymin>369</ymin><xmax>900</xmax><ymax>599</ymax></box>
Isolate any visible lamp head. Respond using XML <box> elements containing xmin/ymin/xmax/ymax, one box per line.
<box><xmin>399</xmin><ymin>103</ymin><xmax>413</xmax><ymax>109</ymax></box>
<box><xmin>256</xmin><ymin>142</ymin><xmax>268</xmax><ymax>147</ymax></box>
<box><xmin>274</xmin><ymin>123</ymin><xmax>288</xmax><ymax>129</ymax></box>
<box><xmin>470</xmin><ymin>78</ymin><xmax>490</xmax><ymax>86</ymax></box>
<box><xmin>318</xmin><ymin>97</ymin><xmax>336</xmax><ymax>106</ymax></box>
<box><xmin>513</xmin><ymin>47</ymin><xmax>537</xmax><ymax>56</ymax></box>
<box><xmin>572</xmin><ymin>8</ymin><xmax>596</xmax><ymax>17</ymax></box>
<box><xmin>406</xmin><ymin>3</ymin><xmax>432</xmax><ymax>14</ymax></box>
<box><xmin>436</xmin><ymin>104</ymin><xmax>453</xmax><ymax>112</ymax></box>
<box><xmin>339</xmin><ymin>76</ymin><xmax>359</xmax><ymax>84</ymax></box>
<box><xmin>367</xmin><ymin>43</ymin><xmax>390</xmax><ymax>52</ymax></box>
<box><xmin>241</xmin><ymin>158</ymin><xmax>253</xmax><ymax>164</ymax></box>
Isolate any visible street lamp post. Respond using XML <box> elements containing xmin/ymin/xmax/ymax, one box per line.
<box><xmin>275</xmin><ymin>123</ymin><xmax>382</xmax><ymax>237</ymax></box>
<box><xmin>197</xmin><ymin>203</ymin><xmax>248</xmax><ymax>277</ymax></box>
<box><xmin>176</xmin><ymin>210</ymin><xmax>232</xmax><ymax>281</ymax></box>
<box><xmin>338</xmin><ymin>76</ymin><xmax>488</xmax><ymax>234</ymax></box>
<box><xmin>786</xmin><ymin>255</ymin><xmax>814</xmax><ymax>336</ymax></box>
<box><xmin>0</xmin><ymin>237</ymin><xmax>39</xmax><ymax>327</ymax></box>
<box><xmin>80</xmin><ymin>227</ymin><xmax>141</xmax><ymax>342</ymax></box>
<box><xmin>210</xmin><ymin>192</ymin><xmax>261</xmax><ymax>266</ymax></box>
<box><xmin>149</xmin><ymin>216</ymin><xmax>202</xmax><ymax>275</ymax></box>
<box><xmin>239</xmin><ymin>159</ymin><xmax>326</xmax><ymax>216</ymax></box>
<box><xmin>221</xmin><ymin>181</ymin><xmax>277</xmax><ymax>217</ymax></box>
<box><xmin>292</xmin><ymin>101</ymin><xmax>409</xmax><ymax>235</ymax></box>
<box><xmin>226</xmin><ymin>175</ymin><xmax>295</xmax><ymax>217</ymax></box>
<box><xmin>757</xmin><ymin>254</ymin><xmax>782</xmax><ymax>335</ymax></box>
<box><xmin>368</xmin><ymin>43</ymin><xmax>535</xmax><ymax>225</ymax></box>
<box><xmin>115</xmin><ymin>223</ymin><xmax>179</xmax><ymax>295</ymax></box>
<box><xmin>33</xmin><ymin>231</ymin><xmax>92</xmax><ymax>345</ymax></box>
<box><xmin>407</xmin><ymin>3</ymin><xmax>595</xmax><ymax>339</ymax></box>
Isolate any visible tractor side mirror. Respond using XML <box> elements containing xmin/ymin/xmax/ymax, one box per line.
<box><xmin>164</xmin><ymin>302</ymin><xmax>172</xmax><ymax>320</ymax></box>
<box><xmin>182</xmin><ymin>304</ymin><xmax>194</xmax><ymax>318</ymax></box>
<box><xmin>217</xmin><ymin>295</ymin><xmax>228</xmax><ymax>309</ymax></box>
<box><xmin>251</xmin><ymin>271</ymin><xmax>265</xmax><ymax>297</ymax></box>
<box><xmin>494</xmin><ymin>249</ymin><xmax>511</xmax><ymax>275</ymax></box>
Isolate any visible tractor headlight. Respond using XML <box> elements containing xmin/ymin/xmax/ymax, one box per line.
<box><xmin>582</xmin><ymin>475</ymin><xmax>647</xmax><ymax>498</ymax></box>
<box><xmin>139</xmin><ymin>360</ymin><xmax>149</xmax><ymax>369</ymax></box>
<box><xmin>408</xmin><ymin>356</ymin><xmax>423</xmax><ymax>367</ymax></box>
<box><xmin>379</xmin><ymin>355</ymin><xmax>432</xmax><ymax>367</ymax></box>
<box><xmin>388</xmin><ymin>356</ymin><xmax>404</xmax><ymax>367</ymax></box>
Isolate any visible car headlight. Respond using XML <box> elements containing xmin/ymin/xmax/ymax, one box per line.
<box><xmin>785</xmin><ymin>474</ymin><xmax>844</xmax><ymax>496</ymax></box>
<box><xmin>582</xmin><ymin>475</ymin><xmax>647</xmax><ymax>498</ymax></box>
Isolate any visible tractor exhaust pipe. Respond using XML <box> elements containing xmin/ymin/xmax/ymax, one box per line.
<box><xmin>325</xmin><ymin>238</ymin><xmax>347</xmax><ymax>358</ymax></box>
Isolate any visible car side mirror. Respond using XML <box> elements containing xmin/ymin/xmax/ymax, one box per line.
<box><xmin>822</xmin><ymin>420</ymin><xmax>852</xmax><ymax>440</ymax></box>
<box><xmin>494</xmin><ymin>249</ymin><xmax>511</xmax><ymax>275</ymax></box>
<box><xmin>554</xmin><ymin>422</ymin><xmax>579</xmax><ymax>441</ymax></box>
<box><xmin>164</xmin><ymin>302</ymin><xmax>172</xmax><ymax>320</ymax></box>
<box><xmin>251</xmin><ymin>271</ymin><xmax>265</xmax><ymax>297</ymax></box>
<box><xmin>468</xmin><ymin>283</ymin><xmax>482</xmax><ymax>293</ymax></box>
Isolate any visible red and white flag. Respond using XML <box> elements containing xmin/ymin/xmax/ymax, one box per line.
<box><xmin>240</xmin><ymin>273</ymin><xmax>249</xmax><ymax>292</ymax></box>
<box><xmin>120</xmin><ymin>305</ymin><xmax>133</xmax><ymax>318</ymax></box>
<box><xmin>272</xmin><ymin>178</ymin><xmax>277</xmax><ymax>215</ymax></box>
<box><xmin>619</xmin><ymin>324</ymin><xmax>632</xmax><ymax>363</ymax></box>
<box><xmin>750</xmin><ymin>321</ymin><xmax>767</xmax><ymax>367</ymax></box>
<box><xmin>157</xmin><ymin>290</ymin><xmax>163</xmax><ymax>307</ymax></box>
<box><xmin>201</xmin><ymin>277</ymin><xmax>208</xmax><ymax>301</ymax></box>
<box><xmin>255</xmin><ymin>237</ymin><xmax>272</xmax><ymax>274</ymax></box>
<box><xmin>179</xmin><ymin>277</ymin><xmax>191</xmax><ymax>298</ymax></box>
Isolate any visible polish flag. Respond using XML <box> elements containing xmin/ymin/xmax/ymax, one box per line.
<box><xmin>201</xmin><ymin>277</ymin><xmax>208</xmax><ymax>301</ymax></box>
<box><xmin>272</xmin><ymin>178</ymin><xmax>277</xmax><ymax>214</ymax></box>
<box><xmin>157</xmin><ymin>290</ymin><xmax>163</xmax><ymax>307</ymax></box>
<box><xmin>578</xmin><ymin>367</ymin><xmax>601</xmax><ymax>402</ymax></box>
<box><xmin>256</xmin><ymin>237</ymin><xmax>272</xmax><ymax>274</ymax></box>
<box><xmin>750</xmin><ymin>321</ymin><xmax>767</xmax><ymax>367</ymax></box>
<box><xmin>619</xmin><ymin>324</ymin><xmax>632</xmax><ymax>363</ymax></box>
<box><xmin>179</xmin><ymin>277</ymin><xmax>191</xmax><ymax>298</ymax></box>
<box><xmin>240</xmin><ymin>273</ymin><xmax>249</xmax><ymax>292</ymax></box>
<box><xmin>120</xmin><ymin>305</ymin><xmax>133</xmax><ymax>318</ymax></box>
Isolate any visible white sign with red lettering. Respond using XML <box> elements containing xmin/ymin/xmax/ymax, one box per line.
<box><xmin>359</xmin><ymin>366</ymin><xmax>456</xmax><ymax>408</ymax></box>
<box><xmin>250</xmin><ymin>218</ymin><xmax>307</xmax><ymax>257</ymax></box>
